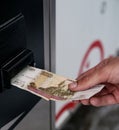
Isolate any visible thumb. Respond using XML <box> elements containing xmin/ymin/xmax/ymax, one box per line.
<box><xmin>69</xmin><ymin>67</ymin><xmax>108</xmax><ymax>91</ymax></box>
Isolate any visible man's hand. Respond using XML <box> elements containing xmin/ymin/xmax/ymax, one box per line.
<box><xmin>69</xmin><ymin>57</ymin><xmax>119</xmax><ymax>107</ymax></box>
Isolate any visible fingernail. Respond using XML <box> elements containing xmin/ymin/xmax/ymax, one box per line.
<box><xmin>69</xmin><ymin>82</ymin><xmax>77</xmax><ymax>89</ymax></box>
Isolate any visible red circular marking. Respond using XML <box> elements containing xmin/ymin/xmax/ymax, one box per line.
<box><xmin>79</xmin><ymin>40</ymin><xmax>104</xmax><ymax>74</ymax></box>
<box><xmin>55</xmin><ymin>40</ymin><xmax>104</xmax><ymax>122</ymax></box>
<box><xmin>55</xmin><ymin>102</ymin><xmax>77</xmax><ymax>121</ymax></box>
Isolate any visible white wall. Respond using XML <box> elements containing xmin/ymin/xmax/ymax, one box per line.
<box><xmin>55</xmin><ymin>0</ymin><xmax>119</xmax><ymax>128</ymax></box>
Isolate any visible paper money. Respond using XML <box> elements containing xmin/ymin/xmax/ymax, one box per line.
<box><xmin>11</xmin><ymin>66</ymin><xmax>104</xmax><ymax>101</ymax></box>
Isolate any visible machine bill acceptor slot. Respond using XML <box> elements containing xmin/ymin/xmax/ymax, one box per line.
<box><xmin>0</xmin><ymin>13</ymin><xmax>34</xmax><ymax>92</ymax></box>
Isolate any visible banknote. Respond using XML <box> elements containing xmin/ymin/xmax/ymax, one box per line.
<box><xmin>11</xmin><ymin>66</ymin><xmax>104</xmax><ymax>101</ymax></box>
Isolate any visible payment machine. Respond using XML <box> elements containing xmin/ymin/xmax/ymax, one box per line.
<box><xmin>0</xmin><ymin>0</ymin><xmax>54</xmax><ymax>129</ymax></box>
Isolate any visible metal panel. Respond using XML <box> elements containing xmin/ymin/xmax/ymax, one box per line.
<box><xmin>43</xmin><ymin>0</ymin><xmax>56</xmax><ymax>130</ymax></box>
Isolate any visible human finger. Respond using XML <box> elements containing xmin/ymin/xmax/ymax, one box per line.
<box><xmin>69</xmin><ymin>59</ymin><xmax>111</xmax><ymax>91</ymax></box>
<box><xmin>69</xmin><ymin>69</ymin><xmax>108</xmax><ymax>91</ymax></box>
<box><xmin>89</xmin><ymin>94</ymin><xmax>118</xmax><ymax>107</ymax></box>
<box><xmin>94</xmin><ymin>84</ymin><xmax>116</xmax><ymax>96</ymax></box>
<box><xmin>80</xmin><ymin>99</ymin><xmax>90</xmax><ymax>105</ymax></box>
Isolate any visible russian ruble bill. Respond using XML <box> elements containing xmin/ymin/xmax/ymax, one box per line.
<box><xmin>11</xmin><ymin>66</ymin><xmax>104</xmax><ymax>101</ymax></box>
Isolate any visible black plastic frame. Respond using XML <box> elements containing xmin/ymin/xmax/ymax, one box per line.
<box><xmin>1</xmin><ymin>49</ymin><xmax>34</xmax><ymax>90</ymax></box>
